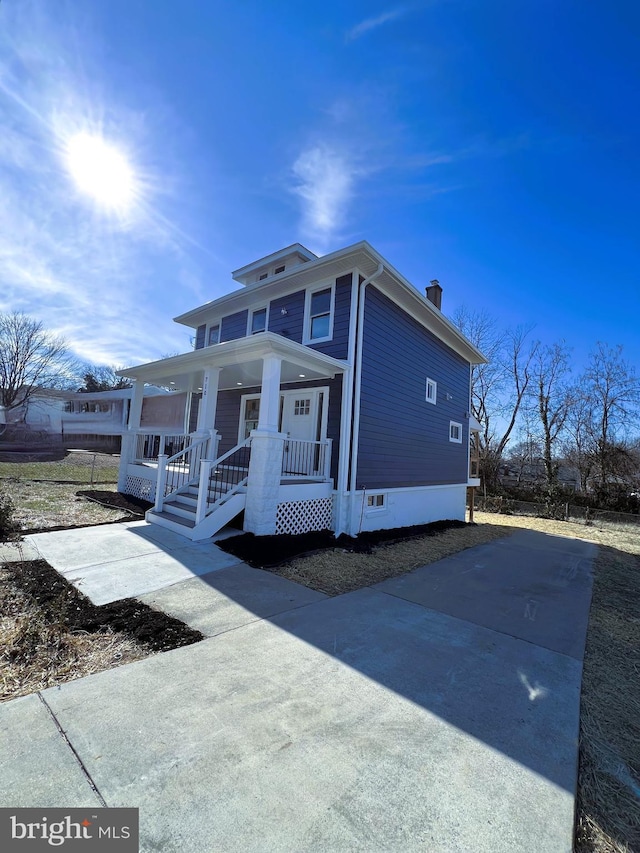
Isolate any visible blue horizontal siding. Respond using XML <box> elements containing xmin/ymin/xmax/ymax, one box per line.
<box><xmin>194</xmin><ymin>324</ymin><xmax>206</xmax><ymax>350</ymax></box>
<box><xmin>268</xmin><ymin>291</ymin><xmax>305</xmax><ymax>343</ymax></box>
<box><xmin>221</xmin><ymin>310</ymin><xmax>249</xmax><ymax>342</ymax></box>
<box><xmin>357</xmin><ymin>286</ymin><xmax>470</xmax><ymax>489</ymax></box>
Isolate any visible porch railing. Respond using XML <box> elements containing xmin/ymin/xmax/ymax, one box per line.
<box><xmin>195</xmin><ymin>439</ymin><xmax>252</xmax><ymax>524</ymax></box>
<box><xmin>134</xmin><ymin>432</ymin><xmax>191</xmax><ymax>464</ymax></box>
<box><xmin>281</xmin><ymin>438</ymin><xmax>332</xmax><ymax>480</ymax></box>
<box><xmin>154</xmin><ymin>433</ymin><xmax>214</xmax><ymax>511</ymax></box>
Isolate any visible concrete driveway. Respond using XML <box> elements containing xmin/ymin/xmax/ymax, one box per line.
<box><xmin>0</xmin><ymin>526</ymin><xmax>595</xmax><ymax>852</ymax></box>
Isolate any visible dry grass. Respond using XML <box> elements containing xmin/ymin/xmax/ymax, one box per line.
<box><xmin>1</xmin><ymin>481</ymin><xmax>132</xmax><ymax>531</ymax></box>
<box><xmin>277</xmin><ymin>521</ymin><xmax>512</xmax><ymax>595</ymax></box>
<box><xmin>0</xmin><ymin>566</ymin><xmax>150</xmax><ymax>701</ymax></box>
<box><xmin>0</xmin><ymin>452</ymin><xmax>119</xmax><ymax>484</ymax></box>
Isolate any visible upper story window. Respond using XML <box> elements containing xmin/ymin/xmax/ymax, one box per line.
<box><xmin>249</xmin><ymin>307</ymin><xmax>267</xmax><ymax>335</ymax></box>
<box><xmin>304</xmin><ymin>284</ymin><xmax>334</xmax><ymax>343</ymax></box>
<box><xmin>426</xmin><ymin>378</ymin><xmax>437</xmax><ymax>404</ymax></box>
<box><xmin>449</xmin><ymin>421</ymin><xmax>463</xmax><ymax>443</ymax></box>
<box><xmin>207</xmin><ymin>325</ymin><xmax>220</xmax><ymax>346</ymax></box>
<box><xmin>259</xmin><ymin>273</ymin><xmax>268</xmax><ymax>281</ymax></box>
<box><xmin>274</xmin><ymin>265</ymin><xmax>285</xmax><ymax>274</ymax></box>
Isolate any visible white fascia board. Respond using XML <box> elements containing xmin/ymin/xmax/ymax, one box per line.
<box><xmin>117</xmin><ymin>332</ymin><xmax>348</xmax><ymax>382</ymax></box>
<box><xmin>231</xmin><ymin>243</ymin><xmax>317</xmax><ymax>280</ymax></box>
<box><xmin>174</xmin><ymin>240</ymin><xmax>487</xmax><ymax>365</ymax></box>
<box><xmin>172</xmin><ymin>242</ymin><xmax>374</xmax><ymax>328</ymax></box>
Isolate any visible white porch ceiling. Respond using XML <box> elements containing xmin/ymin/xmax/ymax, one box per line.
<box><xmin>118</xmin><ymin>333</ymin><xmax>348</xmax><ymax>394</ymax></box>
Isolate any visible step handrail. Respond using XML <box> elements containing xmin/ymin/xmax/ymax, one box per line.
<box><xmin>155</xmin><ymin>432</ymin><xmax>213</xmax><ymax>512</ymax></box>
<box><xmin>195</xmin><ymin>438</ymin><xmax>251</xmax><ymax>525</ymax></box>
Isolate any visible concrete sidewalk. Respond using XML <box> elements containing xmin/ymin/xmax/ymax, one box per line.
<box><xmin>0</xmin><ymin>527</ymin><xmax>595</xmax><ymax>852</ymax></box>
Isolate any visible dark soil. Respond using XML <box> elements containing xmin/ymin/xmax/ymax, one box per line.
<box><xmin>218</xmin><ymin>519</ymin><xmax>467</xmax><ymax>568</ymax></box>
<box><xmin>3</xmin><ymin>559</ymin><xmax>203</xmax><ymax>652</ymax></box>
<box><xmin>76</xmin><ymin>489</ymin><xmax>153</xmax><ymax>515</ymax></box>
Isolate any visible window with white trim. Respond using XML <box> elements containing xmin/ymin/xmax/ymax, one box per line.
<box><xmin>449</xmin><ymin>421</ymin><xmax>463</xmax><ymax>443</ymax></box>
<box><xmin>304</xmin><ymin>285</ymin><xmax>334</xmax><ymax>343</ymax></box>
<box><xmin>426</xmin><ymin>377</ymin><xmax>437</xmax><ymax>404</ymax></box>
<box><xmin>274</xmin><ymin>265</ymin><xmax>285</xmax><ymax>274</ymax></box>
<box><xmin>207</xmin><ymin>325</ymin><xmax>220</xmax><ymax>346</ymax></box>
<box><xmin>249</xmin><ymin>307</ymin><xmax>267</xmax><ymax>335</ymax></box>
<box><xmin>366</xmin><ymin>494</ymin><xmax>386</xmax><ymax>509</ymax></box>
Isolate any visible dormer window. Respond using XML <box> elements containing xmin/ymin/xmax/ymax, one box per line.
<box><xmin>249</xmin><ymin>307</ymin><xmax>267</xmax><ymax>335</ymax></box>
<box><xmin>274</xmin><ymin>265</ymin><xmax>285</xmax><ymax>274</ymax></box>
<box><xmin>259</xmin><ymin>273</ymin><xmax>268</xmax><ymax>281</ymax></box>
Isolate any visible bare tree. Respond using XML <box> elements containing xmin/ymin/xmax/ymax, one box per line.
<box><xmin>582</xmin><ymin>343</ymin><xmax>640</xmax><ymax>494</ymax></box>
<box><xmin>532</xmin><ymin>342</ymin><xmax>573</xmax><ymax>489</ymax></box>
<box><xmin>562</xmin><ymin>394</ymin><xmax>598</xmax><ymax>493</ymax></box>
<box><xmin>0</xmin><ymin>312</ymin><xmax>77</xmax><ymax>414</ymax></box>
<box><xmin>451</xmin><ymin>307</ymin><xmax>539</xmax><ymax>490</ymax></box>
<box><xmin>77</xmin><ymin>364</ymin><xmax>131</xmax><ymax>393</ymax></box>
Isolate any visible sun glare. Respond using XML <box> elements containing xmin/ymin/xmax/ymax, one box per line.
<box><xmin>65</xmin><ymin>132</ymin><xmax>136</xmax><ymax>212</ymax></box>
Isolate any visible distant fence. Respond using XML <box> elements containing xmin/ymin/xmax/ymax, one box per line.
<box><xmin>473</xmin><ymin>495</ymin><xmax>640</xmax><ymax>527</ymax></box>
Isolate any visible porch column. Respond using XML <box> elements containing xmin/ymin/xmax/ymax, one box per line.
<box><xmin>117</xmin><ymin>379</ymin><xmax>145</xmax><ymax>491</ymax></box>
<box><xmin>243</xmin><ymin>355</ymin><xmax>285</xmax><ymax>536</ymax></box>
<box><xmin>196</xmin><ymin>367</ymin><xmax>221</xmax><ymax>433</ymax></box>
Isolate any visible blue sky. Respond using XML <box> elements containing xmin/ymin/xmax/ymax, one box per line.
<box><xmin>0</xmin><ymin>0</ymin><xmax>638</xmax><ymax>374</ymax></box>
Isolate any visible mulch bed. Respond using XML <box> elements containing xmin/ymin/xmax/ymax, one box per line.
<box><xmin>75</xmin><ymin>490</ymin><xmax>152</xmax><ymax>515</ymax></box>
<box><xmin>3</xmin><ymin>559</ymin><xmax>203</xmax><ymax>653</ymax></box>
<box><xmin>218</xmin><ymin>519</ymin><xmax>467</xmax><ymax>568</ymax></box>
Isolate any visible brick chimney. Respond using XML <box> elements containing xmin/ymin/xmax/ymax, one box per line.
<box><xmin>426</xmin><ymin>279</ymin><xmax>442</xmax><ymax>310</ymax></box>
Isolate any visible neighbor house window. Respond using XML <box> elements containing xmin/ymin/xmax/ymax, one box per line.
<box><xmin>304</xmin><ymin>285</ymin><xmax>334</xmax><ymax>342</ymax></box>
<box><xmin>249</xmin><ymin>307</ymin><xmax>267</xmax><ymax>335</ymax></box>
<box><xmin>64</xmin><ymin>401</ymin><xmax>73</xmax><ymax>413</ymax></box>
<box><xmin>426</xmin><ymin>378</ymin><xmax>437</xmax><ymax>404</ymax></box>
<box><xmin>449</xmin><ymin>421</ymin><xmax>463</xmax><ymax>443</ymax></box>
<box><xmin>366</xmin><ymin>494</ymin><xmax>385</xmax><ymax>508</ymax></box>
<box><xmin>208</xmin><ymin>325</ymin><xmax>220</xmax><ymax>346</ymax></box>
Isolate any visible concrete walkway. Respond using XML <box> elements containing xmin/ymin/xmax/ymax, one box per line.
<box><xmin>0</xmin><ymin>526</ymin><xmax>595</xmax><ymax>852</ymax></box>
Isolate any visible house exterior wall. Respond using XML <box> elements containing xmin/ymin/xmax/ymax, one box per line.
<box><xmin>220</xmin><ymin>310</ymin><xmax>249</xmax><ymax>342</ymax></box>
<box><xmin>192</xmin><ymin>273</ymin><xmax>353</xmax><ymax>357</ymax></box>
<box><xmin>356</xmin><ymin>286</ymin><xmax>470</xmax><ymax>489</ymax></box>
<box><xmin>213</xmin><ymin>375</ymin><xmax>342</xmax><ymax>480</ymax></box>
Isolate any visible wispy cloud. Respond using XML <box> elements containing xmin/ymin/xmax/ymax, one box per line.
<box><xmin>345</xmin><ymin>7</ymin><xmax>408</xmax><ymax>42</ymax></box>
<box><xmin>291</xmin><ymin>145</ymin><xmax>358</xmax><ymax>248</ymax></box>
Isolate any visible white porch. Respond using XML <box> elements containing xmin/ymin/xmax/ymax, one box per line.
<box><xmin>117</xmin><ymin>334</ymin><xmax>347</xmax><ymax>540</ymax></box>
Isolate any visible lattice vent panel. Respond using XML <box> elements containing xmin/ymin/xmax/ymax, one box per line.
<box><xmin>275</xmin><ymin>498</ymin><xmax>333</xmax><ymax>535</ymax></box>
<box><xmin>124</xmin><ymin>475</ymin><xmax>156</xmax><ymax>503</ymax></box>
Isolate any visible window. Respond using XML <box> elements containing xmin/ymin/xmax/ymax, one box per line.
<box><xmin>366</xmin><ymin>494</ymin><xmax>385</xmax><ymax>508</ymax></box>
<box><xmin>294</xmin><ymin>399</ymin><xmax>311</xmax><ymax>416</ymax></box>
<box><xmin>449</xmin><ymin>421</ymin><xmax>463</xmax><ymax>443</ymax></box>
<box><xmin>259</xmin><ymin>273</ymin><xmax>268</xmax><ymax>281</ymax></box>
<box><xmin>64</xmin><ymin>401</ymin><xmax>73</xmax><ymax>413</ymax></box>
<box><xmin>242</xmin><ymin>397</ymin><xmax>260</xmax><ymax>439</ymax></box>
<box><xmin>305</xmin><ymin>285</ymin><xmax>334</xmax><ymax>342</ymax></box>
<box><xmin>274</xmin><ymin>265</ymin><xmax>285</xmax><ymax>274</ymax></box>
<box><xmin>426</xmin><ymin>378</ymin><xmax>437</xmax><ymax>404</ymax></box>
<box><xmin>207</xmin><ymin>325</ymin><xmax>220</xmax><ymax>346</ymax></box>
<box><xmin>249</xmin><ymin>307</ymin><xmax>267</xmax><ymax>335</ymax></box>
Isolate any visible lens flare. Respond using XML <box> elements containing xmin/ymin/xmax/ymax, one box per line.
<box><xmin>65</xmin><ymin>132</ymin><xmax>136</xmax><ymax>212</ymax></box>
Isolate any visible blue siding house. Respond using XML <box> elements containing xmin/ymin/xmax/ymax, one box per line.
<box><xmin>116</xmin><ymin>242</ymin><xmax>485</xmax><ymax>539</ymax></box>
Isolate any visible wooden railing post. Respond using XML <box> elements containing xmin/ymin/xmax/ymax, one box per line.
<box><xmin>196</xmin><ymin>459</ymin><xmax>213</xmax><ymax>525</ymax></box>
<box><xmin>323</xmin><ymin>439</ymin><xmax>333</xmax><ymax>482</ymax></box>
<box><xmin>155</xmin><ymin>454</ymin><xmax>168</xmax><ymax>512</ymax></box>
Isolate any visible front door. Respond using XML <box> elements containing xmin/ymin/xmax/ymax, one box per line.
<box><xmin>280</xmin><ymin>390</ymin><xmax>323</xmax><ymax>475</ymax></box>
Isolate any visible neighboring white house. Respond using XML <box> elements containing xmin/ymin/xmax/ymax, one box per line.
<box><xmin>0</xmin><ymin>386</ymin><xmax>176</xmax><ymax>449</ymax></box>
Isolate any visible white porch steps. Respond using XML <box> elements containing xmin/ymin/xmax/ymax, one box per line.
<box><xmin>146</xmin><ymin>484</ymin><xmax>246</xmax><ymax>541</ymax></box>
